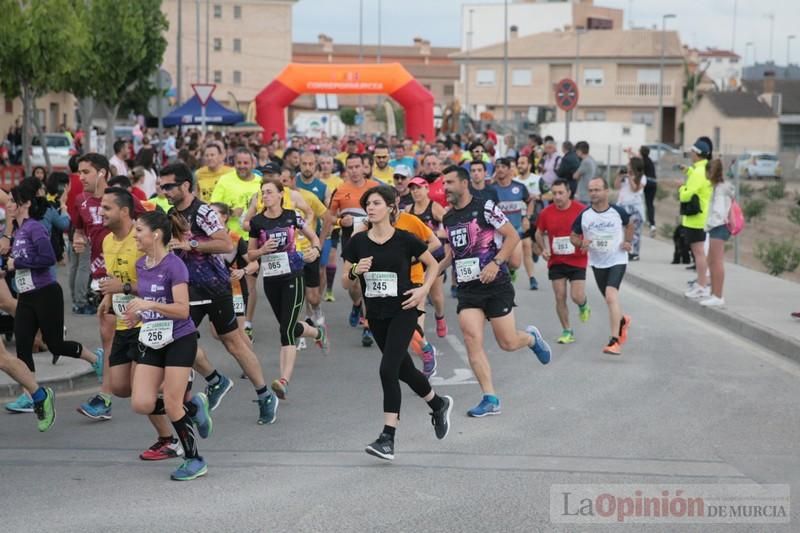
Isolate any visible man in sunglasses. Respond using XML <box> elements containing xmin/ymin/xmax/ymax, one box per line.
<box><xmin>393</xmin><ymin>165</ymin><xmax>414</xmax><ymax>210</ymax></box>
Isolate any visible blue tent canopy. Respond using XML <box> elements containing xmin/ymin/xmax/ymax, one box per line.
<box><xmin>163</xmin><ymin>95</ymin><xmax>244</xmax><ymax>127</ymax></box>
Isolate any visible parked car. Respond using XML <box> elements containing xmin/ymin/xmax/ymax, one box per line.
<box><xmin>30</xmin><ymin>133</ymin><xmax>73</xmax><ymax>169</ymax></box>
<box><xmin>733</xmin><ymin>152</ymin><xmax>782</xmax><ymax>180</ymax></box>
<box><xmin>643</xmin><ymin>143</ymin><xmax>681</xmax><ymax>163</ymax></box>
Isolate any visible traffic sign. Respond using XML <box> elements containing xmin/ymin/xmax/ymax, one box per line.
<box><xmin>192</xmin><ymin>83</ymin><xmax>216</xmax><ymax>105</ymax></box>
<box><xmin>555</xmin><ymin>78</ymin><xmax>579</xmax><ymax>112</ymax></box>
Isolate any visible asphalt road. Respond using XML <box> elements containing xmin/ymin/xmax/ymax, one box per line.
<box><xmin>0</xmin><ymin>272</ymin><xmax>798</xmax><ymax>532</ymax></box>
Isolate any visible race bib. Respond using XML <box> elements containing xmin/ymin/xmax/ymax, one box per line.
<box><xmin>233</xmin><ymin>294</ymin><xmax>245</xmax><ymax>314</ymax></box>
<box><xmin>112</xmin><ymin>293</ymin><xmax>134</xmax><ymax>317</ymax></box>
<box><xmin>455</xmin><ymin>257</ymin><xmax>481</xmax><ymax>283</ymax></box>
<box><xmin>261</xmin><ymin>252</ymin><xmax>291</xmax><ymax>277</ymax></box>
<box><xmin>15</xmin><ymin>269</ymin><xmax>35</xmax><ymax>293</ymax></box>
<box><xmin>138</xmin><ymin>320</ymin><xmax>174</xmax><ymax>350</ymax></box>
<box><xmin>364</xmin><ymin>272</ymin><xmax>398</xmax><ymax>298</ymax></box>
<box><xmin>590</xmin><ymin>234</ymin><xmax>615</xmax><ymax>253</ymax></box>
<box><xmin>552</xmin><ymin>236</ymin><xmax>575</xmax><ymax>255</ymax></box>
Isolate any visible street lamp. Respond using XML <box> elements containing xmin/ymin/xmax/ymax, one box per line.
<box><xmin>657</xmin><ymin>14</ymin><xmax>676</xmax><ymax>146</ymax></box>
<box><xmin>746</xmin><ymin>41</ymin><xmax>756</xmax><ymax>66</ymax></box>
<box><xmin>465</xmin><ymin>8</ymin><xmax>474</xmax><ymax>119</ymax></box>
<box><xmin>788</xmin><ymin>35</ymin><xmax>796</xmax><ymax>78</ymax></box>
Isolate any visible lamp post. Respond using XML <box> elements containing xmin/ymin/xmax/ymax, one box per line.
<box><xmin>503</xmin><ymin>0</ymin><xmax>508</xmax><ymax>125</ymax></box>
<box><xmin>465</xmin><ymin>8</ymin><xmax>474</xmax><ymax>119</ymax></box>
<box><xmin>788</xmin><ymin>35</ymin><xmax>796</xmax><ymax>78</ymax></box>
<box><xmin>657</xmin><ymin>14</ymin><xmax>676</xmax><ymax>146</ymax></box>
<box><xmin>746</xmin><ymin>41</ymin><xmax>756</xmax><ymax>66</ymax></box>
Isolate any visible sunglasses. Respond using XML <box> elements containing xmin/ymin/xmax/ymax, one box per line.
<box><xmin>394</xmin><ymin>175</ymin><xmax>408</xmax><ymax>180</ymax></box>
<box><xmin>160</xmin><ymin>182</ymin><xmax>181</xmax><ymax>191</ymax></box>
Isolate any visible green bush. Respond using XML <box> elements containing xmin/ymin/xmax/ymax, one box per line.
<box><xmin>788</xmin><ymin>207</ymin><xmax>800</xmax><ymax>226</ymax></box>
<box><xmin>755</xmin><ymin>239</ymin><xmax>800</xmax><ymax>276</ymax></box>
<box><xmin>764</xmin><ymin>180</ymin><xmax>786</xmax><ymax>201</ymax></box>
<box><xmin>339</xmin><ymin>107</ymin><xmax>357</xmax><ymax>126</ymax></box>
<box><xmin>738</xmin><ymin>183</ymin><xmax>755</xmax><ymax>198</ymax></box>
<box><xmin>658</xmin><ymin>222</ymin><xmax>676</xmax><ymax>239</ymax></box>
<box><xmin>742</xmin><ymin>198</ymin><xmax>767</xmax><ymax>222</ymax></box>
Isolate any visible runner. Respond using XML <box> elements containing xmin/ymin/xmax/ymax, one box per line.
<box><xmin>569</xmin><ymin>177</ymin><xmax>633</xmax><ymax>356</ymax></box>
<box><xmin>492</xmin><ymin>158</ymin><xmax>532</xmax><ymax>283</ymax></box>
<box><xmin>407</xmin><ymin>177</ymin><xmax>448</xmax><ymax>338</ymax></box>
<box><xmin>440</xmin><ymin>165</ymin><xmax>551</xmax><ymax>417</ymax></box>
<box><xmin>0</xmin><ymin>340</ymin><xmax>55</xmax><ymax>431</ymax></box>
<box><xmin>467</xmin><ymin>160</ymin><xmax>499</xmax><ymax>204</ymax></box>
<box><xmin>328</xmin><ymin>154</ymin><xmax>379</xmax><ymax>346</ymax></box>
<box><xmin>6</xmin><ymin>182</ymin><xmax>102</xmax><ymax>408</ymax></box>
<box><xmin>534</xmin><ymin>179</ymin><xmax>591</xmax><ymax>345</ymax></box>
<box><xmin>419</xmin><ymin>153</ymin><xmax>447</xmax><ymax>207</ymax></box>
<box><xmin>317</xmin><ymin>154</ymin><xmax>343</xmax><ymax>302</ymax></box>
<box><xmin>247</xmin><ymin>179</ymin><xmax>329</xmax><ymax>399</ymax></box>
<box><xmin>516</xmin><ymin>153</ymin><xmax>547</xmax><ymax>290</ymax></box>
<box><xmin>342</xmin><ymin>185</ymin><xmax>452</xmax><ymax>461</ymax></box>
<box><xmin>371</xmin><ymin>143</ymin><xmax>394</xmax><ymax>185</ymax></box>
<box><xmin>125</xmin><ymin>210</ymin><xmax>212</xmax><ymax>481</ymax></box>
<box><xmin>96</xmin><ymin>187</ymin><xmax>180</xmax><ymax>459</ymax></box>
<box><xmin>393</xmin><ymin>165</ymin><xmax>414</xmax><ymax>210</ymax></box>
<box><xmin>159</xmin><ymin>163</ymin><xmax>279</xmax><ymax>424</ymax></box>
<box><xmin>195</xmin><ymin>142</ymin><xmax>234</xmax><ymax>203</ymax></box>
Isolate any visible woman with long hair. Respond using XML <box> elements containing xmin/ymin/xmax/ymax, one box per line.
<box><xmin>639</xmin><ymin>145</ymin><xmax>658</xmax><ymax>237</ymax></box>
<box><xmin>342</xmin><ymin>185</ymin><xmax>452</xmax><ymax>461</ymax></box>
<box><xmin>125</xmin><ymin>210</ymin><xmax>212</xmax><ymax>481</ymax></box>
<box><xmin>246</xmin><ymin>179</ymin><xmax>328</xmax><ymax>400</ymax></box>
<box><xmin>615</xmin><ymin>157</ymin><xmax>647</xmax><ymax>260</ymax></box>
<box><xmin>700</xmin><ymin>159</ymin><xmax>733</xmax><ymax>307</ymax></box>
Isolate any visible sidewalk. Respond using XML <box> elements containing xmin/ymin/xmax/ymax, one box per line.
<box><xmin>626</xmin><ymin>236</ymin><xmax>800</xmax><ymax>365</ymax></box>
<box><xmin>0</xmin><ymin>352</ymin><xmax>97</xmax><ymax>399</ymax></box>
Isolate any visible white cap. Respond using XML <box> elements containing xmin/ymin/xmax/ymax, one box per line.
<box><xmin>393</xmin><ymin>165</ymin><xmax>412</xmax><ymax>178</ymax></box>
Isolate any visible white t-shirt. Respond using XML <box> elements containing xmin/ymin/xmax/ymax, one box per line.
<box><xmin>516</xmin><ymin>172</ymin><xmax>543</xmax><ymax>199</ymax></box>
<box><xmin>571</xmin><ymin>205</ymin><xmax>630</xmax><ymax>268</ymax></box>
<box><xmin>617</xmin><ymin>176</ymin><xmax>647</xmax><ymax>209</ymax></box>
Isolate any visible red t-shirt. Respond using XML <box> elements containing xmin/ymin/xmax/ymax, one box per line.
<box><xmin>66</xmin><ymin>173</ymin><xmax>84</xmax><ymax>227</ymax></box>
<box><xmin>76</xmin><ymin>194</ymin><xmax>145</xmax><ymax>280</ymax></box>
<box><xmin>536</xmin><ymin>201</ymin><xmax>588</xmax><ymax>269</ymax></box>
<box><xmin>131</xmin><ymin>187</ymin><xmax>147</xmax><ymax>202</ymax></box>
<box><xmin>427</xmin><ymin>175</ymin><xmax>447</xmax><ymax>208</ymax></box>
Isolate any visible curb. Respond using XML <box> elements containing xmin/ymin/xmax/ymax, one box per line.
<box><xmin>625</xmin><ymin>270</ymin><xmax>800</xmax><ymax>366</ymax></box>
<box><xmin>0</xmin><ymin>370</ymin><xmax>98</xmax><ymax>401</ymax></box>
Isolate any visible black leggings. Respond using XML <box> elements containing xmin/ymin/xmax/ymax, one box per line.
<box><xmin>644</xmin><ymin>179</ymin><xmax>657</xmax><ymax>227</ymax></box>
<box><xmin>15</xmin><ymin>282</ymin><xmax>84</xmax><ymax>372</ymax></box>
<box><xmin>263</xmin><ymin>275</ymin><xmax>305</xmax><ymax>346</ymax></box>
<box><xmin>368</xmin><ymin>309</ymin><xmax>432</xmax><ymax>414</ymax></box>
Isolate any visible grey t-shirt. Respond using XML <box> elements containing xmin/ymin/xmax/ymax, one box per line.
<box><xmin>575</xmin><ymin>155</ymin><xmax>597</xmax><ymax>203</ymax></box>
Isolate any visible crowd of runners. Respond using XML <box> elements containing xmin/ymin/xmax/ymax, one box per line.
<box><xmin>0</xmin><ymin>128</ymin><xmax>651</xmax><ymax>480</ymax></box>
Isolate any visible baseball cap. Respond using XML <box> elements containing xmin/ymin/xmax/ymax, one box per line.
<box><xmin>690</xmin><ymin>140</ymin><xmax>711</xmax><ymax>156</ymax></box>
<box><xmin>393</xmin><ymin>165</ymin><xmax>412</xmax><ymax>178</ymax></box>
<box><xmin>408</xmin><ymin>177</ymin><xmax>428</xmax><ymax>188</ymax></box>
<box><xmin>260</xmin><ymin>162</ymin><xmax>282</xmax><ymax>175</ymax></box>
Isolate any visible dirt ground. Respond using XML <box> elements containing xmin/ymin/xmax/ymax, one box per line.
<box><xmin>641</xmin><ymin>174</ymin><xmax>800</xmax><ymax>283</ymax></box>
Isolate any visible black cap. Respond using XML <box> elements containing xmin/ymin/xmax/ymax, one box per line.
<box><xmin>259</xmin><ymin>162</ymin><xmax>282</xmax><ymax>175</ymax></box>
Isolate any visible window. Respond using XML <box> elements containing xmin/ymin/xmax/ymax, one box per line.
<box><xmin>213</xmin><ymin>4</ymin><xmax>221</xmax><ymax>18</ymax></box>
<box><xmin>715</xmin><ymin>57</ymin><xmax>723</xmax><ymax>63</ymax></box>
<box><xmin>583</xmin><ymin>68</ymin><xmax>604</xmax><ymax>86</ymax></box>
<box><xmin>213</xmin><ymin>38</ymin><xmax>221</xmax><ymax>51</ymax></box>
<box><xmin>584</xmin><ymin>111</ymin><xmax>606</xmax><ymax>121</ymax></box>
<box><xmin>730</xmin><ymin>58</ymin><xmax>739</xmax><ymax>64</ymax></box>
<box><xmin>4</xmin><ymin>99</ymin><xmax>12</xmax><ymax>114</ymax></box>
<box><xmin>233</xmin><ymin>38</ymin><xmax>241</xmax><ymax>53</ymax></box>
<box><xmin>233</xmin><ymin>70</ymin><xmax>242</xmax><ymax>85</ymax></box>
<box><xmin>233</xmin><ymin>5</ymin><xmax>241</xmax><ymax>18</ymax></box>
<box><xmin>632</xmin><ymin>111</ymin><xmax>655</xmax><ymax>126</ymax></box>
<box><xmin>636</xmin><ymin>69</ymin><xmax>660</xmax><ymax>84</ymax></box>
<box><xmin>511</xmin><ymin>69</ymin><xmax>532</xmax><ymax>86</ymax></box>
<box><xmin>444</xmin><ymin>84</ymin><xmax>454</xmax><ymax>96</ymax></box>
<box><xmin>213</xmin><ymin>70</ymin><xmax>222</xmax><ymax>83</ymax></box>
<box><xmin>476</xmin><ymin>69</ymin><xmax>496</xmax><ymax>87</ymax></box>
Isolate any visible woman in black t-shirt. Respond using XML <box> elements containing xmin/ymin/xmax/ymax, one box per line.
<box><xmin>342</xmin><ymin>185</ymin><xmax>453</xmax><ymax>461</ymax></box>
<box><xmin>247</xmin><ymin>179</ymin><xmax>328</xmax><ymax>401</ymax></box>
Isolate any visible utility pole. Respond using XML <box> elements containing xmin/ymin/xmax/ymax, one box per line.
<box><xmin>205</xmin><ymin>0</ymin><xmax>209</xmax><ymax>83</ymax></box>
<box><xmin>788</xmin><ymin>35</ymin><xmax>796</xmax><ymax>78</ymax></box>
<box><xmin>377</xmin><ymin>0</ymin><xmax>382</xmax><ymax>63</ymax></box>
<box><xmin>503</xmin><ymin>0</ymin><xmax>509</xmax><ymax>124</ymax></box>
<box><xmin>767</xmin><ymin>13</ymin><xmax>775</xmax><ymax>62</ymax></box>
<box><xmin>465</xmin><ymin>9</ymin><xmax>474</xmax><ymax>120</ymax></box>
<box><xmin>658</xmin><ymin>14</ymin><xmax>676</xmax><ymax>145</ymax></box>
<box><xmin>731</xmin><ymin>0</ymin><xmax>737</xmax><ymax>53</ymax></box>
<box><xmin>358</xmin><ymin>0</ymin><xmax>363</xmax><ymax>134</ymax></box>
<box><xmin>195</xmin><ymin>0</ymin><xmax>200</xmax><ymax>83</ymax></box>
<box><xmin>177</xmin><ymin>0</ymin><xmax>183</xmax><ymax>103</ymax></box>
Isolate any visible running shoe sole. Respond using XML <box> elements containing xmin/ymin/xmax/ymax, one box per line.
<box><xmin>467</xmin><ymin>408</ymin><xmax>501</xmax><ymax>418</ymax></box>
<box><xmin>364</xmin><ymin>444</ymin><xmax>394</xmax><ymax>461</ymax></box>
<box><xmin>171</xmin><ymin>464</ymin><xmax>208</xmax><ymax>481</ymax></box>
<box><xmin>271</xmin><ymin>380</ymin><xmax>287</xmax><ymax>400</ymax></box>
<box><xmin>76</xmin><ymin>406</ymin><xmax>112</xmax><ymax>421</ymax></box>
<box><xmin>619</xmin><ymin>315</ymin><xmax>632</xmax><ymax>345</ymax></box>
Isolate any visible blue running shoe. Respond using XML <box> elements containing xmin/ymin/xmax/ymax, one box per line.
<box><xmin>361</xmin><ymin>328</ymin><xmax>374</xmax><ymax>347</ymax></box>
<box><xmin>77</xmin><ymin>394</ymin><xmax>112</xmax><ymax>420</ymax></box>
<box><xmin>205</xmin><ymin>373</ymin><xmax>233</xmax><ymax>411</ymax></box>
<box><xmin>189</xmin><ymin>393</ymin><xmax>212</xmax><ymax>439</ymax></box>
<box><xmin>5</xmin><ymin>393</ymin><xmax>33</xmax><ymax>413</ymax></box>
<box><xmin>529</xmin><ymin>276</ymin><xmax>539</xmax><ymax>291</ymax></box>
<box><xmin>256</xmin><ymin>393</ymin><xmax>279</xmax><ymax>425</ymax></box>
<box><xmin>467</xmin><ymin>396</ymin><xmax>501</xmax><ymax>417</ymax></box>
<box><xmin>171</xmin><ymin>457</ymin><xmax>208</xmax><ymax>481</ymax></box>
<box><xmin>92</xmin><ymin>348</ymin><xmax>104</xmax><ymax>382</ymax></box>
<box><xmin>526</xmin><ymin>325</ymin><xmax>551</xmax><ymax>365</ymax></box>
<box><xmin>348</xmin><ymin>305</ymin><xmax>362</xmax><ymax>327</ymax></box>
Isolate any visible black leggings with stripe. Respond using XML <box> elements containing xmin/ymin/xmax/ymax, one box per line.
<box><xmin>263</xmin><ymin>275</ymin><xmax>306</xmax><ymax>346</ymax></box>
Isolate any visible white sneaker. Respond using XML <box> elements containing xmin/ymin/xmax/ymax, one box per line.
<box><xmin>684</xmin><ymin>285</ymin><xmax>710</xmax><ymax>299</ymax></box>
<box><xmin>297</xmin><ymin>337</ymin><xmax>307</xmax><ymax>350</ymax></box>
<box><xmin>700</xmin><ymin>296</ymin><xmax>725</xmax><ymax>307</ymax></box>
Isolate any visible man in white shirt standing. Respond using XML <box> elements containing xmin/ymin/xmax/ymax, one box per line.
<box><xmin>109</xmin><ymin>140</ymin><xmax>129</xmax><ymax>177</ymax></box>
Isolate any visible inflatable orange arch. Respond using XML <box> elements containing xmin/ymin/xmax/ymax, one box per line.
<box><xmin>255</xmin><ymin>63</ymin><xmax>435</xmax><ymax>141</ymax></box>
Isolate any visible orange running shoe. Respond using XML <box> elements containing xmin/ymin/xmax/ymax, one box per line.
<box><xmin>603</xmin><ymin>338</ymin><xmax>622</xmax><ymax>356</ymax></box>
<box><xmin>619</xmin><ymin>315</ymin><xmax>632</xmax><ymax>345</ymax></box>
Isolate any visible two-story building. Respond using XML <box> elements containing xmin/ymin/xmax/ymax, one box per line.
<box><xmin>451</xmin><ymin>29</ymin><xmax>685</xmax><ymax>144</ymax></box>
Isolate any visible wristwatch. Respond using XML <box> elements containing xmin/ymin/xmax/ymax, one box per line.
<box><xmin>123</xmin><ymin>282</ymin><xmax>132</xmax><ymax>295</ymax></box>
<box><xmin>492</xmin><ymin>258</ymin><xmax>504</xmax><ymax>266</ymax></box>
<box><xmin>189</xmin><ymin>239</ymin><xmax>199</xmax><ymax>249</ymax></box>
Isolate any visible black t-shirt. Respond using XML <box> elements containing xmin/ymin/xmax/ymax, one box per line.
<box><xmin>248</xmin><ymin>209</ymin><xmax>307</xmax><ymax>281</ymax></box>
<box><xmin>342</xmin><ymin>229</ymin><xmax>427</xmax><ymax>319</ymax></box>
<box><xmin>470</xmin><ymin>183</ymin><xmax>500</xmax><ymax>204</ymax></box>
<box><xmin>398</xmin><ymin>192</ymin><xmax>414</xmax><ymax>211</ymax></box>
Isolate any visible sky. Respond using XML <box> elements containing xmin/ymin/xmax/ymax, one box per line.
<box><xmin>292</xmin><ymin>0</ymin><xmax>800</xmax><ymax>66</ymax></box>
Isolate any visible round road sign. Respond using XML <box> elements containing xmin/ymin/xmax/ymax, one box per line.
<box><xmin>555</xmin><ymin>78</ymin><xmax>579</xmax><ymax>112</ymax></box>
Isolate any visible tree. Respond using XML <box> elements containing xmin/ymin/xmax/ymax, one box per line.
<box><xmin>0</xmin><ymin>0</ymin><xmax>85</xmax><ymax>173</ymax></box>
<box><xmin>66</xmin><ymin>0</ymin><xmax>168</xmax><ymax>156</ymax></box>
<box><xmin>339</xmin><ymin>107</ymin><xmax>357</xmax><ymax>127</ymax></box>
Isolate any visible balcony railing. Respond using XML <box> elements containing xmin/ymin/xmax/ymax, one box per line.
<box><xmin>614</xmin><ymin>82</ymin><xmax>673</xmax><ymax>97</ymax></box>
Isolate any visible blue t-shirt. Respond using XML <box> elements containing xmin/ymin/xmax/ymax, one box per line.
<box><xmin>295</xmin><ymin>177</ymin><xmax>327</xmax><ymax>204</ymax></box>
<box><xmin>390</xmin><ymin>156</ymin><xmax>417</xmax><ymax>172</ymax></box>
<box><xmin>492</xmin><ymin>180</ymin><xmax>530</xmax><ymax>231</ymax></box>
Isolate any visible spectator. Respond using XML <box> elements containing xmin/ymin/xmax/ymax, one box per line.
<box><xmin>640</xmin><ymin>145</ymin><xmax>658</xmax><ymax>237</ymax></box>
<box><xmin>615</xmin><ymin>157</ymin><xmax>647</xmax><ymax>261</ymax></box>
<box><xmin>701</xmin><ymin>159</ymin><xmax>733</xmax><ymax>307</ymax></box>
<box><xmin>128</xmin><ymin>167</ymin><xmax>149</xmax><ymax>201</ymax></box>
<box><xmin>538</xmin><ymin>140</ymin><xmax>561</xmax><ymax>187</ymax></box>
<box><xmin>32</xmin><ymin>166</ymin><xmax>47</xmax><ymax>181</ymax></box>
<box><xmin>134</xmin><ymin>142</ymin><xmax>157</xmax><ymax>198</ymax></box>
<box><xmin>109</xmin><ymin>140</ymin><xmax>130</xmax><ymax>176</ymax></box>
<box><xmin>572</xmin><ymin>141</ymin><xmax>596</xmax><ymax>203</ymax></box>
<box><xmin>681</xmin><ymin>139</ymin><xmax>714</xmax><ymax>299</ymax></box>
<box><xmin>556</xmin><ymin>141</ymin><xmax>580</xmax><ymax>195</ymax></box>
